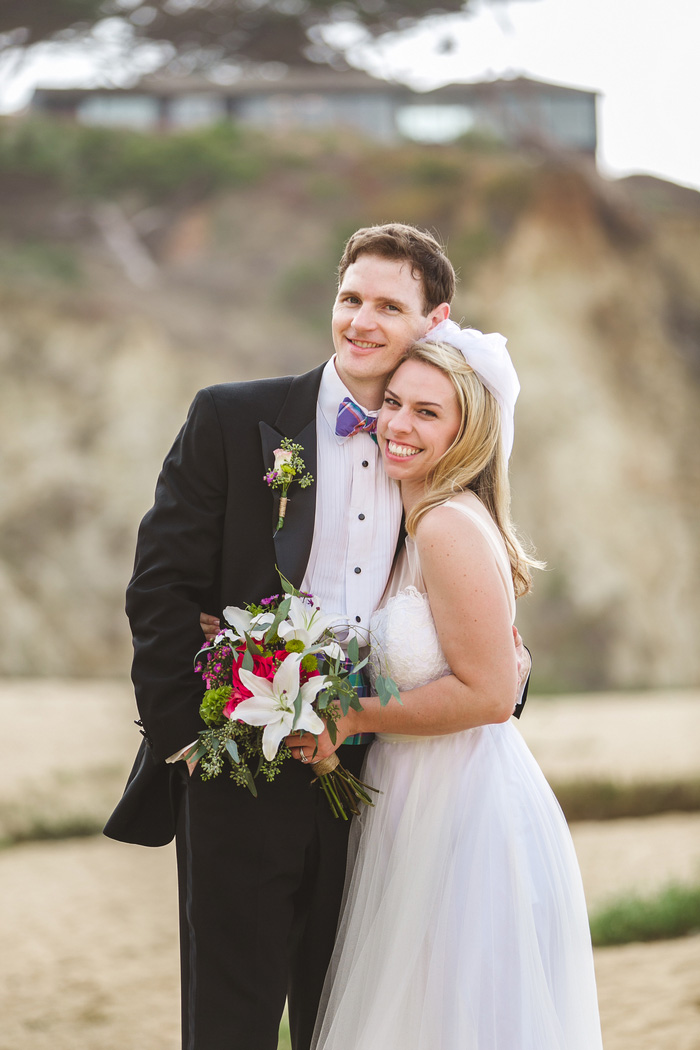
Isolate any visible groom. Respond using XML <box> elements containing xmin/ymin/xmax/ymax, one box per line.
<box><xmin>105</xmin><ymin>223</ymin><xmax>524</xmax><ymax>1050</ymax></box>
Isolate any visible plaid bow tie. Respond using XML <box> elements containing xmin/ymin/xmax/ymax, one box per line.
<box><xmin>335</xmin><ymin>397</ymin><xmax>378</xmax><ymax>440</ymax></box>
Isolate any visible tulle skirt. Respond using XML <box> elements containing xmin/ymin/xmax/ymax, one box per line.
<box><xmin>312</xmin><ymin>722</ymin><xmax>603</xmax><ymax>1050</ymax></box>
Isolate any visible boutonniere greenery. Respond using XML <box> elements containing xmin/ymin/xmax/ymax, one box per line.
<box><xmin>264</xmin><ymin>438</ymin><xmax>313</xmax><ymax>532</ymax></box>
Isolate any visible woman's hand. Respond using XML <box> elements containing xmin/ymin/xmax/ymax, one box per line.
<box><xmin>285</xmin><ymin>709</ymin><xmax>359</xmax><ymax>766</ymax></box>
<box><xmin>200</xmin><ymin>612</ymin><xmax>220</xmax><ymax>642</ymax></box>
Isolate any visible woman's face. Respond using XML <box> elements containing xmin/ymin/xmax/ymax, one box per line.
<box><xmin>377</xmin><ymin>359</ymin><xmax>462</xmax><ymax>488</ymax></box>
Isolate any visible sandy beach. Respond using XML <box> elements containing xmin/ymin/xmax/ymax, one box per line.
<box><xmin>1</xmin><ymin>680</ymin><xmax>699</xmax><ymax>1049</ymax></box>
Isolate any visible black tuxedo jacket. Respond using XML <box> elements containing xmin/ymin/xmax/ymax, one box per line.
<box><xmin>104</xmin><ymin>363</ymin><xmax>326</xmax><ymax>846</ymax></box>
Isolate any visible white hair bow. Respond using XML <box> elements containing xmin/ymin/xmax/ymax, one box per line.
<box><xmin>425</xmin><ymin>318</ymin><xmax>520</xmax><ymax>458</ymax></box>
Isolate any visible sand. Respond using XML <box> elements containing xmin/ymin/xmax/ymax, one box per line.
<box><xmin>1</xmin><ymin>680</ymin><xmax>699</xmax><ymax>1049</ymax></box>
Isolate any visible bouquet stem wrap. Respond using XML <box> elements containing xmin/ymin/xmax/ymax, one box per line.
<box><xmin>311</xmin><ymin>753</ymin><xmax>379</xmax><ymax>820</ymax></box>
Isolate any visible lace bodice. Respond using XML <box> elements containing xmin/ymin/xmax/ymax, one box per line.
<box><xmin>369</xmin><ymin>584</ymin><xmax>450</xmax><ymax>693</ymax></box>
<box><xmin>368</xmin><ymin>493</ymin><xmax>515</xmax><ymax>695</ymax></box>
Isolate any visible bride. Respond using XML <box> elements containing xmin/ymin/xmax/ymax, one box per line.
<box><xmin>288</xmin><ymin>321</ymin><xmax>603</xmax><ymax>1050</ymax></box>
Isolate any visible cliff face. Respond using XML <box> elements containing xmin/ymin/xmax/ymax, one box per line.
<box><xmin>1</xmin><ymin>146</ymin><xmax>698</xmax><ymax>689</ymax></box>
<box><xmin>466</xmin><ymin>169</ymin><xmax>700</xmax><ymax>688</ymax></box>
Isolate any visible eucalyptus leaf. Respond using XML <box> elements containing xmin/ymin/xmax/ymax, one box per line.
<box><xmin>377</xmin><ymin>675</ymin><xmax>402</xmax><ymax>706</ymax></box>
<box><xmin>244</xmin><ymin>766</ymin><xmax>258</xmax><ymax>797</ymax></box>
<box><xmin>277</xmin><ymin>569</ymin><xmax>300</xmax><ymax>596</ymax></box>
<box><xmin>225</xmin><ymin>739</ymin><xmax>240</xmax><ymax>764</ymax></box>
<box><xmin>347</xmin><ymin>636</ymin><xmax>360</xmax><ymax>665</ymax></box>
<box><xmin>241</xmin><ymin>648</ymin><xmax>254</xmax><ymax>672</ymax></box>
<box><xmin>244</xmin><ymin>632</ymin><xmax>262</xmax><ymax>657</ymax></box>
<box><xmin>184</xmin><ymin>743</ymin><xmax>207</xmax><ymax>762</ymax></box>
<box><xmin>316</xmin><ymin>688</ymin><xmax>331</xmax><ymax>711</ymax></box>
<box><xmin>327</xmin><ymin>719</ymin><xmax>337</xmax><ymax>745</ymax></box>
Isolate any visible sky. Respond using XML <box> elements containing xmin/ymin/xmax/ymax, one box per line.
<box><xmin>1</xmin><ymin>0</ymin><xmax>698</xmax><ymax>191</ymax></box>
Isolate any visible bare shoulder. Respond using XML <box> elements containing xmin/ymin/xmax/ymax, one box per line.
<box><xmin>414</xmin><ymin>500</ymin><xmax>496</xmax><ymax>579</ymax></box>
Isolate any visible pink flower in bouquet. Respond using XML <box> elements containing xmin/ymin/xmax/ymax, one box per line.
<box><xmin>223</xmin><ymin>688</ymin><xmax>249</xmax><ymax>719</ymax></box>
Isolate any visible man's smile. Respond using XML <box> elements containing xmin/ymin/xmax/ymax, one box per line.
<box><xmin>346</xmin><ymin>337</ymin><xmax>384</xmax><ymax>349</ymax></box>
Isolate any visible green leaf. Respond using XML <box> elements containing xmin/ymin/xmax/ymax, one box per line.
<box><xmin>243</xmin><ymin>766</ymin><xmax>258</xmax><ymax>797</ymax></box>
<box><xmin>241</xmin><ymin>648</ymin><xmax>254</xmax><ymax>672</ymax></box>
<box><xmin>327</xmin><ymin>719</ymin><xmax>337</xmax><ymax>745</ymax></box>
<box><xmin>184</xmin><ymin>743</ymin><xmax>207</xmax><ymax>762</ymax></box>
<box><xmin>244</xmin><ymin>632</ymin><xmax>262</xmax><ymax>657</ymax></box>
<box><xmin>225</xmin><ymin>739</ymin><xmax>240</xmax><ymax>764</ymax></box>
<box><xmin>277</xmin><ymin>568</ymin><xmax>301</xmax><ymax>596</ymax></box>
<box><xmin>316</xmin><ymin>687</ymin><xmax>332</xmax><ymax>711</ymax></box>
<box><xmin>376</xmin><ymin>676</ymin><xmax>402</xmax><ymax>706</ymax></box>
<box><xmin>347</xmin><ymin>636</ymin><xmax>360</xmax><ymax>665</ymax></box>
<box><xmin>293</xmin><ymin>687</ymin><xmax>304</xmax><ymax>724</ymax></box>
<box><xmin>264</xmin><ymin>595</ymin><xmax>292</xmax><ymax>641</ymax></box>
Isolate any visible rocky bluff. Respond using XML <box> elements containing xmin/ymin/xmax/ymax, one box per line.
<box><xmin>1</xmin><ymin>133</ymin><xmax>698</xmax><ymax>690</ymax></box>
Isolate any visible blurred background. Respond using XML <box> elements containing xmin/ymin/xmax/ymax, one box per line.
<box><xmin>0</xmin><ymin>1</ymin><xmax>699</xmax><ymax>1048</ymax></box>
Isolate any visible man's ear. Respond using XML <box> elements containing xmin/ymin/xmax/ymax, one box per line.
<box><xmin>425</xmin><ymin>302</ymin><xmax>450</xmax><ymax>331</ymax></box>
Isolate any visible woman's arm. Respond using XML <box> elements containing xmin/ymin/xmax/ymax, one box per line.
<box><xmin>288</xmin><ymin>505</ymin><xmax>518</xmax><ymax>760</ymax></box>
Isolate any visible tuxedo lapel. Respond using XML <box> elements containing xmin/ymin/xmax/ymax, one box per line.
<box><xmin>258</xmin><ymin>362</ymin><xmax>325</xmax><ymax>589</ymax></box>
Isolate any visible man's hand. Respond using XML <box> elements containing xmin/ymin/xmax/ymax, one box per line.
<box><xmin>513</xmin><ymin>626</ymin><xmax>531</xmax><ymax>704</ymax></box>
<box><xmin>200</xmin><ymin>612</ymin><xmax>220</xmax><ymax>642</ymax></box>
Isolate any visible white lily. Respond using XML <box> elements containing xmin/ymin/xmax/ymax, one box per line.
<box><xmin>222</xmin><ymin>605</ymin><xmax>274</xmax><ymax>642</ymax></box>
<box><xmin>314</xmin><ymin>634</ymin><xmax>344</xmax><ymax>659</ymax></box>
<box><xmin>277</xmin><ymin>595</ymin><xmax>343</xmax><ymax>649</ymax></box>
<box><xmin>236</xmin><ymin>653</ymin><xmax>327</xmax><ymax>761</ymax></box>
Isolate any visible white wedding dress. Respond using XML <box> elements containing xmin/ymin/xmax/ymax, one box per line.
<box><xmin>312</xmin><ymin>494</ymin><xmax>603</xmax><ymax>1050</ymax></box>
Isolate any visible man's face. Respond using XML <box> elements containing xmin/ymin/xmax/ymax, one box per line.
<box><xmin>332</xmin><ymin>254</ymin><xmax>448</xmax><ymax>407</ymax></box>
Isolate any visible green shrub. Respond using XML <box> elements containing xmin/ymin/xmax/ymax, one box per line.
<box><xmin>553</xmin><ymin>778</ymin><xmax>700</xmax><ymax>822</ymax></box>
<box><xmin>589</xmin><ymin>882</ymin><xmax>700</xmax><ymax>946</ymax></box>
<box><xmin>0</xmin><ymin>118</ymin><xmax>266</xmax><ymax>201</ymax></box>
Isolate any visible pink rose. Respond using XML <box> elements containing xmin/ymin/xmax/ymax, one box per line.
<box><xmin>272</xmin><ymin>447</ymin><xmax>294</xmax><ymax>473</ymax></box>
<box><xmin>223</xmin><ymin>688</ymin><xmax>248</xmax><ymax>719</ymax></box>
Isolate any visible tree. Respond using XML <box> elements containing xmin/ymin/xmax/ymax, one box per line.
<box><xmin>0</xmin><ymin>0</ymin><xmax>518</xmax><ymax>72</ymax></box>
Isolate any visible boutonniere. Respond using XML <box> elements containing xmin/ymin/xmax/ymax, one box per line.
<box><xmin>264</xmin><ymin>438</ymin><xmax>314</xmax><ymax>532</ymax></box>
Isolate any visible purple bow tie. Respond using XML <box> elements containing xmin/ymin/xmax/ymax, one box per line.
<box><xmin>335</xmin><ymin>397</ymin><xmax>378</xmax><ymax>440</ymax></box>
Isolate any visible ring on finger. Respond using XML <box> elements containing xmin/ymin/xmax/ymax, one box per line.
<box><xmin>300</xmin><ymin>749</ymin><xmax>308</xmax><ymax>763</ymax></box>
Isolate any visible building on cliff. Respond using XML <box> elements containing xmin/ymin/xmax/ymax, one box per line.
<box><xmin>31</xmin><ymin>69</ymin><xmax>598</xmax><ymax>156</ymax></box>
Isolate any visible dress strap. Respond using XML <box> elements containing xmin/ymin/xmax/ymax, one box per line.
<box><xmin>441</xmin><ymin>498</ymin><xmax>515</xmax><ymax>620</ymax></box>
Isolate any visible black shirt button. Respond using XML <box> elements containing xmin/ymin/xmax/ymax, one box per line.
<box><xmin>358</xmin><ymin>513</ymin><xmax>365</xmax><ymax>520</ymax></box>
<box><xmin>362</xmin><ymin>460</ymin><xmax>369</xmax><ymax>467</ymax></box>
<box><xmin>355</xmin><ymin>615</ymin><xmax>361</xmax><ymax>623</ymax></box>
<box><xmin>354</xmin><ymin>567</ymin><xmax>361</xmax><ymax>574</ymax></box>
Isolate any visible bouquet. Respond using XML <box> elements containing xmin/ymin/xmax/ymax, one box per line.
<box><xmin>186</xmin><ymin>574</ymin><xmax>400</xmax><ymax>819</ymax></box>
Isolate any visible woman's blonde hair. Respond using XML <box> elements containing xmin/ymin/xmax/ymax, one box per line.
<box><xmin>396</xmin><ymin>340</ymin><xmax>541</xmax><ymax>598</ymax></box>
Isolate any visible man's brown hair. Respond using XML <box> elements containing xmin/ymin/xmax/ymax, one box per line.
<box><xmin>337</xmin><ymin>223</ymin><xmax>456</xmax><ymax>313</ymax></box>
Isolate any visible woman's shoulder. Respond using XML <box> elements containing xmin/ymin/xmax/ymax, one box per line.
<box><xmin>415</xmin><ymin>493</ymin><xmax>509</xmax><ymax>576</ymax></box>
<box><xmin>415</xmin><ymin>491</ymin><xmax>494</xmax><ymax>540</ymax></box>
<box><xmin>415</xmin><ymin>493</ymin><xmax>515</xmax><ymax>615</ymax></box>
<box><xmin>414</xmin><ymin>493</ymin><xmax>494</xmax><ymax>556</ymax></box>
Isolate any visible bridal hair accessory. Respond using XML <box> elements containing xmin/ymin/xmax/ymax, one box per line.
<box><xmin>425</xmin><ymin>318</ymin><xmax>520</xmax><ymax>457</ymax></box>
<box><xmin>264</xmin><ymin>438</ymin><xmax>313</xmax><ymax>533</ymax></box>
